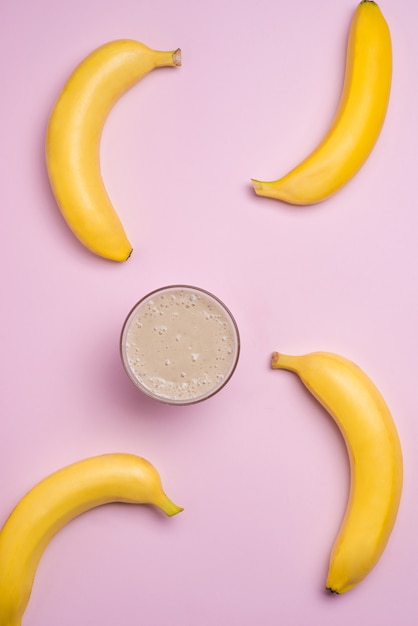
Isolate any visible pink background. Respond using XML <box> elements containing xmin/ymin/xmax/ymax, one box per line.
<box><xmin>1</xmin><ymin>0</ymin><xmax>417</xmax><ymax>623</ymax></box>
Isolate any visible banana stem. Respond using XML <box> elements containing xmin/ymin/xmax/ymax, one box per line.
<box><xmin>155</xmin><ymin>493</ymin><xmax>184</xmax><ymax>517</ymax></box>
<box><xmin>154</xmin><ymin>48</ymin><xmax>182</xmax><ymax>68</ymax></box>
<box><xmin>251</xmin><ymin>179</ymin><xmax>267</xmax><ymax>196</ymax></box>
<box><xmin>271</xmin><ymin>352</ymin><xmax>299</xmax><ymax>372</ymax></box>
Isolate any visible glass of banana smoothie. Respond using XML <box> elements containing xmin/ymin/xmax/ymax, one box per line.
<box><xmin>120</xmin><ymin>285</ymin><xmax>240</xmax><ymax>405</ymax></box>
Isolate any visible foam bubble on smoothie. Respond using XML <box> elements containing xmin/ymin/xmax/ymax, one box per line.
<box><xmin>121</xmin><ymin>286</ymin><xmax>240</xmax><ymax>404</ymax></box>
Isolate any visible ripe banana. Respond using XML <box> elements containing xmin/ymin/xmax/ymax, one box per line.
<box><xmin>272</xmin><ymin>351</ymin><xmax>403</xmax><ymax>593</ymax></box>
<box><xmin>252</xmin><ymin>1</ymin><xmax>392</xmax><ymax>205</ymax></box>
<box><xmin>46</xmin><ymin>39</ymin><xmax>181</xmax><ymax>261</ymax></box>
<box><xmin>0</xmin><ymin>453</ymin><xmax>183</xmax><ymax>626</ymax></box>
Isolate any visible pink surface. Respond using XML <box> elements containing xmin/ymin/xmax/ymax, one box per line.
<box><xmin>0</xmin><ymin>0</ymin><xmax>416</xmax><ymax>623</ymax></box>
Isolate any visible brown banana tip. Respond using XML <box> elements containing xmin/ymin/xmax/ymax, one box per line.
<box><xmin>173</xmin><ymin>48</ymin><xmax>182</xmax><ymax>66</ymax></box>
<box><xmin>271</xmin><ymin>352</ymin><xmax>280</xmax><ymax>368</ymax></box>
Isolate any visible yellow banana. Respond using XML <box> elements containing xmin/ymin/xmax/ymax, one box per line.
<box><xmin>252</xmin><ymin>1</ymin><xmax>391</xmax><ymax>205</ymax></box>
<box><xmin>46</xmin><ymin>40</ymin><xmax>181</xmax><ymax>261</ymax></box>
<box><xmin>272</xmin><ymin>351</ymin><xmax>403</xmax><ymax>593</ymax></box>
<box><xmin>0</xmin><ymin>453</ymin><xmax>183</xmax><ymax>626</ymax></box>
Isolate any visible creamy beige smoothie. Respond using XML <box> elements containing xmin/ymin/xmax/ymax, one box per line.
<box><xmin>120</xmin><ymin>286</ymin><xmax>240</xmax><ymax>404</ymax></box>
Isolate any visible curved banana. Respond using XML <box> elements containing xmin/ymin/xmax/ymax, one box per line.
<box><xmin>272</xmin><ymin>351</ymin><xmax>403</xmax><ymax>593</ymax></box>
<box><xmin>252</xmin><ymin>1</ymin><xmax>391</xmax><ymax>205</ymax></box>
<box><xmin>0</xmin><ymin>453</ymin><xmax>183</xmax><ymax>626</ymax></box>
<box><xmin>46</xmin><ymin>40</ymin><xmax>181</xmax><ymax>261</ymax></box>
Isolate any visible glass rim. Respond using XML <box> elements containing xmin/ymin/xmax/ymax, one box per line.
<box><xmin>120</xmin><ymin>284</ymin><xmax>241</xmax><ymax>405</ymax></box>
